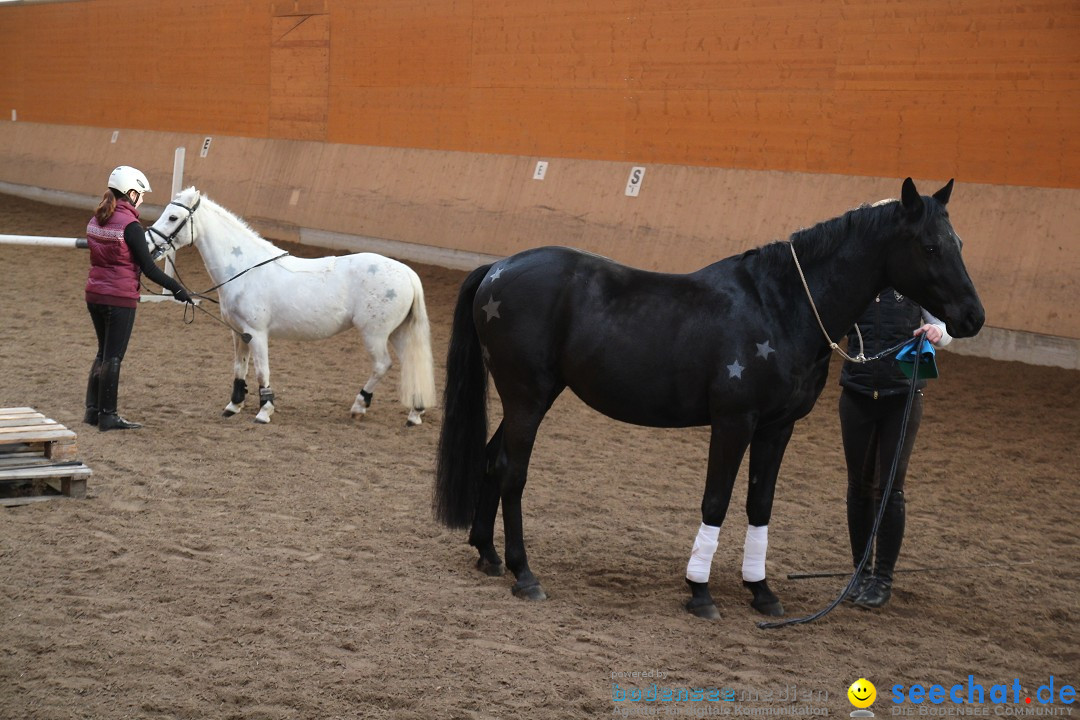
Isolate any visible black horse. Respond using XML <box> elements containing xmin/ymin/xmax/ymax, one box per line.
<box><xmin>433</xmin><ymin>178</ymin><xmax>984</xmax><ymax>619</ymax></box>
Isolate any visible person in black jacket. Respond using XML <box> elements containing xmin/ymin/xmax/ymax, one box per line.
<box><xmin>840</xmin><ymin>288</ymin><xmax>951</xmax><ymax>608</ymax></box>
<box><xmin>84</xmin><ymin>166</ymin><xmax>192</xmax><ymax>431</ymax></box>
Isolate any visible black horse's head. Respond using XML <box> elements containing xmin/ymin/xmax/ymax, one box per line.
<box><xmin>883</xmin><ymin>178</ymin><xmax>985</xmax><ymax>338</ymax></box>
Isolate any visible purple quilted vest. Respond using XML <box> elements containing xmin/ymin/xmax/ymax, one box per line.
<box><xmin>85</xmin><ymin>201</ymin><xmax>141</xmax><ymax>302</ymax></box>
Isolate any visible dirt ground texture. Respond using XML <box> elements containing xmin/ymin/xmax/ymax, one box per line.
<box><xmin>1</xmin><ymin>193</ymin><xmax>1077</xmax><ymax>720</ymax></box>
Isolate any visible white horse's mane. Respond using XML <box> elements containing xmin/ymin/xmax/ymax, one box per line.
<box><xmin>177</xmin><ymin>186</ymin><xmax>282</xmax><ymax>253</ymax></box>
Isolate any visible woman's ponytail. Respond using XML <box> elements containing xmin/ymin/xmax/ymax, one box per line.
<box><xmin>94</xmin><ymin>191</ymin><xmax>117</xmax><ymax>225</ymax></box>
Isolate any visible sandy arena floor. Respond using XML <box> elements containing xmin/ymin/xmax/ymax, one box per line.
<box><xmin>1</xmin><ymin>193</ymin><xmax>1077</xmax><ymax>719</ymax></box>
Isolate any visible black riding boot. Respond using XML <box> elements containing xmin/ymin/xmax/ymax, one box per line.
<box><xmin>845</xmin><ymin>492</ymin><xmax>874</xmax><ymax>601</ymax></box>
<box><xmin>83</xmin><ymin>358</ymin><xmax>102</xmax><ymax>425</ymax></box>
<box><xmin>856</xmin><ymin>490</ymin><xmax>905</xmax><ymax>608</ymax></box>
<box><xmin>98</xmin><ymin>357</ymin><xmax>142</xmax><ymax>431</ymax></box>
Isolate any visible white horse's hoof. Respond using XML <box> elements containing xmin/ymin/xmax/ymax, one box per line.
<box><xmin>350</xmin><ymin>405</ymin><xmax>367</xmax><ymax>419</ymax></box>
<box><xmin>405</xmin><ymin>410</ymin><xmax>424</xmax><ymax>427</ymax></box>
<box><xmin>222</xmin><ymin>401</ymin><xmax>243</xmax><ymax>417</ymax></box>
<box><xmin>255</xmin><ymin>415</ymin><xmax>271</xmax><ymax>424</ymax></box>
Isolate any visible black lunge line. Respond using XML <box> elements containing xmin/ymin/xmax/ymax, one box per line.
<box><xmin>787</xmin><ymin>560</ymin><xmax>1035</xmax><ymax>580</ymax></box>
<box><xmin>757</xmin><ymin>334</ymin><xmax>927</xmax><ymax>630</ymax></box>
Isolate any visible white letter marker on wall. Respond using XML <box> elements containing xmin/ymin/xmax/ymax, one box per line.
<box><xmin>200</xmin><ymin>137</ymin><xmax>213</xmax><ymax>158</ymax></box>
<box><xmin>533</xmin><ymin>161</ymin><xmax>548</xmax><ymax>180</ymax></box>
<box><xmin>625</xmin><ymin>166</ymin><xmax>646</xmax><ymax>197</ymax></box>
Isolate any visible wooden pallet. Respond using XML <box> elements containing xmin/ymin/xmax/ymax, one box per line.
<box><xmin>0</xmin><ymin>407</ymin><xmax>92</xmax><ymax>507</ymax></box>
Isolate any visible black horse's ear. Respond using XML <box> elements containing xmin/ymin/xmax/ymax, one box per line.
<box><xmin>933</xmin><ymin>178</ymin><xmax>954</xmax><ymax>205</ymax></box>
<box><xmin>900</xmin><ymin>177</ymin><xmax>924</xmax><ymax>217</ymax></box>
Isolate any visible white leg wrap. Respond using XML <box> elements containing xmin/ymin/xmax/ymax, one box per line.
<box><xmin>686</xmin><ymin>523</ymin><xmax>721</xmax><ymax>583</ymax></box>
<box><xmin>742</xmin><ymin>524</ymin><xmax>768</xmax><ymax>582</ymax></box>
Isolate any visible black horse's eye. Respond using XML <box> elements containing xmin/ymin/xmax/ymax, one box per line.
<box><xmin>169</xmin><ymin>215</ymin><xmax>179</xmax><ymax>221</ymax></box>
<box><xmin>924</xmin><ymin>244</ymin><xmax>938</xmax><ymax>256</ymax></box>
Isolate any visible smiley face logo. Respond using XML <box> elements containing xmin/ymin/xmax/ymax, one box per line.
<box><xmin>848</xmin><ymin>678</ymin><xmax>876</xmax><ymax>708</ymax></box>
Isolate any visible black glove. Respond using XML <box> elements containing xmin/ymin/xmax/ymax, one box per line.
<box><xmin>173</xmin><ymin>287</ymin><xmax>193</xmax><ymax>303</ymax></box>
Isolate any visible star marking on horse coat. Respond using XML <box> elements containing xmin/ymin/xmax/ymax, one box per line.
<box><xmin>481</xmin><ymin>296</ymin><xmax>501</xmax><ymax>321</ymax></box>
<box><xmin>385</xmin><ymin>289</ymin><xmax>396</xmax><ymax>300</ymax></box>
<box><xmin>756</xmin><ymin>341</ymin><xmax>775</xmax><ymax>359</ymax></box>
<box><xmin>488</xmin><ymin>267</ymin><xmax>504</xmax><ymax>282</ymax></box>
<box><xmin>727</xmin><ymin>359</ymin><xmax>744</xmax><ymax>379</ymax></box>
<box><xmin>367</xmin><ymin>264</ymin><xmax>379</xmax><ymax>274</ymax></box>
<box><xmin>231</xmin><ymin>245</ymin><xmax>243</xmax><ymax>258</ymax></box>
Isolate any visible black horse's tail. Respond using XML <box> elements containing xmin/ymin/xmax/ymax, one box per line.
<box><xmin>433</xmin><ymin>263</ymin><xmax>492</xmax><ymax>529</ymax></box>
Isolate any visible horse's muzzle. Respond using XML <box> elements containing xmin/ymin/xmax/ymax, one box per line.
<box><xmin>947</xmin><ymin>304</ymin><xmax>986</xmax><ymax>339</ymax></box>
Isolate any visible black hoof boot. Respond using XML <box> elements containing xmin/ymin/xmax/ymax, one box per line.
<box><xmin>98</xmin><ymin>413</ymin><xmax>142</xmax><ymax>431</ymax></box>
<box><xmin>743</xmin><ymin>579</ymin><xmax>784</xmax><ymax>617</ymax></box>
<box><xmin>476</xmin><ymin>556</ymin><xmax>505</xmax><ymax>577</ymax></box>
<box><xmin>511</xmin><ymin>580</ymin><xmax>547</xmax><ymax>601</ymax></box>
<box><xmin>854</xmin><ymin>577</ymin><xmax>892</xmax><ymax>609</ymax></box>
<box><xmin>685</xmin><ymin>579</ymin><xmax>721</xmax><ymax>620</ymax></box>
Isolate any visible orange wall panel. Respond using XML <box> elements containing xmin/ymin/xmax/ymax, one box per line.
<box><xmin>0</xmin><ymin>0</ymin><xmax>1076</xmax><ymax>187</ymax></box>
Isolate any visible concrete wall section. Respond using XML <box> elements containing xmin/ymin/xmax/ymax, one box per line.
<box><xmin>2</xmin><ymin>122</ymin><xmax>1077</xmax><ymax>346</ymax></box>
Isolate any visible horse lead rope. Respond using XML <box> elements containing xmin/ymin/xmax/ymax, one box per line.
<box><xmin>790</xmin><ymin>243</ymin><xmax>915</xmax><ymax>367</ymax></box>
<box><xmin>758</xmin><ymin>334</ymin><xmax>927</xmax><ymax>629</ymax></box>
<box><xmin>790</xmin><ymin>241</ymin><xmax>872</xmax><ymax>362</ymax></box>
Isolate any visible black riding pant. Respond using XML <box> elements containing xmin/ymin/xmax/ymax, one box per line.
<box><xmin>839</xmin><ymin>388</ymin><xmax>923</xmax><ymax>579</ymax></box>
<box><xmin>87</xmin><ymin>303</ymin><xmax>136</xmax><ymax>363</ymax></box>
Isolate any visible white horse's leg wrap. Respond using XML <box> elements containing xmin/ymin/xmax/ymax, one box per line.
<box><xmin>741</xmin><ymin>524</ymin><xmax>768</xmax><ymax>582</ymax></box>
<box><xmin>686</xmin><ymin>523</ymin><xmax>721</xmax><ymax>583</ymax></box>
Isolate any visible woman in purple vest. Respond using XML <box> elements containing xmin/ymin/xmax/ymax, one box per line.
<box><xmin>84</xmin><ymin>166</ymin><xmax>192</xmax><ymax>431</ymax></box>
<box><xmin>840</xmin><ymin>289</ymin><xmax>952</xmax><ymax>608</ymax></box>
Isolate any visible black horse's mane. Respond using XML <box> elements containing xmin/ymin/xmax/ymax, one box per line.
<box><xmin>748</xmin><ymin>199</ymin><xmax>902</xmax><ymax>272</ymax></box>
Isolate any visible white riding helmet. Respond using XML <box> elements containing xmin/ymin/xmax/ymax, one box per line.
<box><xmin>107</xmin><ymin>165</ymin><xmax>152</xmax><ymax>196</ymax></box>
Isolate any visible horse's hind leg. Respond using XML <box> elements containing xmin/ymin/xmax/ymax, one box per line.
<box><xmin>389</xmin><ymin>327</ymin><xmax>425</xmax><ymax>427</ymax></box>
<box><xmin>497</xmin><ymin>393</ymin><xmax>561</xmax><ymax>601</ymax></box>
<box><xmin>222</xmin><ymin>333</ymin><xmax>252</xmax><ymax>417</ymax></box>
<box><xmin>469</xmin><ymin>423</ymin><xmax>506</xmax><ymax>576</ymax></box>
<box><xmin>740</xmin><ymin>423</ymin><xmax>795</xmax><ymax>617</ymax></box>
<box><xmin>350</xmin><ymin>332</ymin><xmax>392</xmax><ymax>420</ymax></box>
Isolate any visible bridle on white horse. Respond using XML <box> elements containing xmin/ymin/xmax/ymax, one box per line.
<box><xmin>147</xmin><ymin>195</ymin><xmax>201</xmax><ymax>262</ymax></box>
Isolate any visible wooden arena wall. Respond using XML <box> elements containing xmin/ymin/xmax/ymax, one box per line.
<box><xmin>0</xmin><ymin>1</ymin><xmax>1078</xmax><ymax>352</ymax></box>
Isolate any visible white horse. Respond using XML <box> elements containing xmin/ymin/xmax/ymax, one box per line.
<box><xmin>147</xmin><ymin>187</ymin><xmax>437</xmax><ymax>426</ymax></box>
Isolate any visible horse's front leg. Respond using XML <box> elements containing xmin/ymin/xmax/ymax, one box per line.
<box><xmin>685</xmin><ymin>417</ymin><xmax>753</xmax><ymax>620</ymax></box>
<box><xmin>222</xmin><ymin>332</ymin><xmax>252</xmax><ymax>417</ymax></box>
<box><xmin>740</xmin><ymin>423</ymin><xmax>796</xmax><ymax>617</ymax></box>
<box><xmin>247</xmin><ymin>334</ymin><xmax>275</xmax><ymax>424</ymax></box>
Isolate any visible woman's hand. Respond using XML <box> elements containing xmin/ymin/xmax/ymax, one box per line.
<box><xmin>915</xmin><ymin>323</ymin><xmax>943</xmax><ymax>344</ymax></box>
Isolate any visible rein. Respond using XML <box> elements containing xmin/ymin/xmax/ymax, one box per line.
<box><xmin>788</xmin><ymin>241</ymin><xmax>910</xmax><ymax>364</ymax></box>
<box><xmin>199</xmin><ymin>251</ymin><xmax>291</xmax><ymax>295</ymax></box>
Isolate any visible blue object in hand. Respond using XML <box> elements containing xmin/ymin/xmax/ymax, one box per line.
<box><xmin>895</xmin><ymin>337</ymin><xmax>938</xmax><ymax>379</ymax></box>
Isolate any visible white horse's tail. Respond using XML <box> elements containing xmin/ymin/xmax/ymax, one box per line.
<box><xmin>393</xmin><ymin>269</ymin><xmax>438</xmax><ymax>411</ymax></box>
